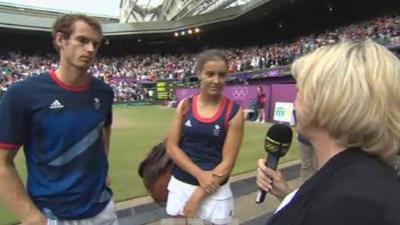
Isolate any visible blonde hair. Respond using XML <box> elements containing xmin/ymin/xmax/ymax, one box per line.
<box><xmin>292</xmin><ymin>40</ymin><xmax>400</xmax><ymax>164</ymax></box>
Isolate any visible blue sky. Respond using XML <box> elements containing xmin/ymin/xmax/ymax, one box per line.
<box><xmin>0</xmin><ymin>0</ymin><xmax>121</xmax><ymax>17</ymax></box>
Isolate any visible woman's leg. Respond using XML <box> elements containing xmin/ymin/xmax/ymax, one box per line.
<box><xmin>260</xmin><ymin>108</ymin><xmax>266</xmax><ymax>123</ymax></box>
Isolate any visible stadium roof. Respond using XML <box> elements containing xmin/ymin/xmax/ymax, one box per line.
<box><xmin>0</xmin><ymin>2</ymin><xmax>118</xmax><ymax>22</ymax></box>
<box><xmin>120</xmin><ymin>0</ymin><xmax>254</xmax><ymax>22</ymax></box>
<box><xmin>0</xmin><ymin>0</ymin><xmax>273</xmax><ymax>35</ymax></box>
<box><xmin>0</xmin><ymin>0</ymin><xmax>260</xmax><ymax>23</ymax></box>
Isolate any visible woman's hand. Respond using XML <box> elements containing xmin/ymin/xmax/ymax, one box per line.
<box><xmin>183</xmin><ymin>196</ymin><xmax>200</xmax><ymax>218</ymax></box>
<box><xmin>256</xmin><ymin>159</ymin><xmax>292</xmax><ymax>200</ymax></box>
<box><xmin>196</xmin><ymin>171</ymin><xmax>220</xmax><ymax>193</ymax></box>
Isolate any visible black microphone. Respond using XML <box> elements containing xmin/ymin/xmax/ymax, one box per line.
<box><xmin>255</xmin><ymin>123</ymin><xmax>293</xmax><ymax>204</ymax></box>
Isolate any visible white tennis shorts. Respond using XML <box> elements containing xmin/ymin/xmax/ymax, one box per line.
<box><xmin>166</xmin><ymin>176</ymin><xmax>234</xmax><ymax>225</ymax></box>
<box><xmin>47</xmin><ymin>200</ymin><xmax>119</xmax><ymax>225</ymax></box>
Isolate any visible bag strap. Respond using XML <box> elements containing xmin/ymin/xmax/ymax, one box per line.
<box><xmin>224</xmin><ymin>99</ymin><xmax>234</xmax><ymax>129</ymax></box>
<box><xmin>180</xmin><ymin>96</ymin><xmax>193</xmax><ymax>117</ymax></box>
<box><xmin>179</xmin><ymin>96</ymin><xmax>193</xmax><ymax>142</ymax></box>
<box><xmin>224</xmin><ymin>99</ymin><xmax>240</xmax><ymax>129</ymax></box>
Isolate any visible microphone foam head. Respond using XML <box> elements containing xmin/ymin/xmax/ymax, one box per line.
<box><xmin>264</xmin><ymin>124</ymin><xmax>293</xmax><ymax>156</ymax></box>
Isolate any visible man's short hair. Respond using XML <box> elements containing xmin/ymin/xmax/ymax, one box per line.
<box><xmin>52</xmin><ymin>14</ymin><xmax>103</xmax><ymax>51</ymax></box>
<box><xmin>292</xmin><ymin>40</ymin><xmax>400</xmax><ymax>164</ymax></box>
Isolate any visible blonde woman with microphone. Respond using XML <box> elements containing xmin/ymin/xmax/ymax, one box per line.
<box><xmin>257</xmin><ymin>40</ymin><xmax>400</xmax><ymax>225</ymax></box>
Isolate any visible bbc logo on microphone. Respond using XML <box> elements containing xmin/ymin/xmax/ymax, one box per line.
<box><xmin>161</xmin><ymin>218</ymin><xmax>239</xmax><ymax>225</ymax></box>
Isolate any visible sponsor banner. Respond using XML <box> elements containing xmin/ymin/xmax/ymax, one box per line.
<box><xmin>273</xmin><ymin>102</ymin><xmax>294</xmax><ymax>123</ymax></box>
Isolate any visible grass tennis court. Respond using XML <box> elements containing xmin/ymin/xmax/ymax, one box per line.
<box><xmin>0</xmin><ymin>105</ymin><xmax>299</xmax><ymax>225</ymax></box>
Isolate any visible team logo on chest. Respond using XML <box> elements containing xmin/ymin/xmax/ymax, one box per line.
<box><xmin>94</xmin><ymin>98</ymin><xmax>101</xmax><ymax>110</ymax></box>
<box><xmin>213</xmin><ymin>124</ymin><xmax>221</xmax><ymax>137</ymax></box>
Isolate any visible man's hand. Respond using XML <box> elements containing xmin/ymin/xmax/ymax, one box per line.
<box><xmin>106</xmin><ymin>175</ymin><xmax>111</xmax><ymax>187</ymax></box>
<box><xmin>22</xmin><ymin>213</ymin><xmax>47</xmax><ymax>225</ymax></box>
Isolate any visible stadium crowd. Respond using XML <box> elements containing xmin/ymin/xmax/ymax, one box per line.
<box><xmin>1</xmin><ymin>12</ymin><xmax>399</xmax><ymax>101</ymax></box>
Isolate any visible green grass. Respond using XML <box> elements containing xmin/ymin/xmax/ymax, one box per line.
<box><xmin>0</xmin><ymin>105</ymin><xmax>299</xmax><ymax>224</ymax></box>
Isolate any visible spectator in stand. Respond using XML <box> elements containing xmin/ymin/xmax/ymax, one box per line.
<box><xmin>0</xmin><ymin>80</ymin><xmax>6</xmax><ymax>100</ymax></box>
<box><xmin>0</xmin><ymin>12</ymin><xmax>399</xmax><ymax>100</ymax></box>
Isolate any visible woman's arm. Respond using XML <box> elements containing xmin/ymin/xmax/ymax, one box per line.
<box><xmin>213</xmin><ymin>107</ymin><xmax>245</xmax><ymax>183</ymax></box>
<box><xmin>183</xmin><ymin>187</ymin><xmax>207</xmax><ymax>217</ymax></box>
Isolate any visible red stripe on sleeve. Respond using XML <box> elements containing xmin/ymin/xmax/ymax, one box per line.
<box><xmin>0</xmin><ymin>143</ymin><xmax>21</xmax><ymax>150</ymax></box>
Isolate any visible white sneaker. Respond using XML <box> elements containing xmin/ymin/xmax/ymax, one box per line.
<box><xmin>254</xmin><ymin>119</ymin><xmax>260</xmax><ymax>123</ymax></box>
<box><xmin>261</xmin><ymin>120</ymin><xmax>266</xmax><ymax>123</ymax></box>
